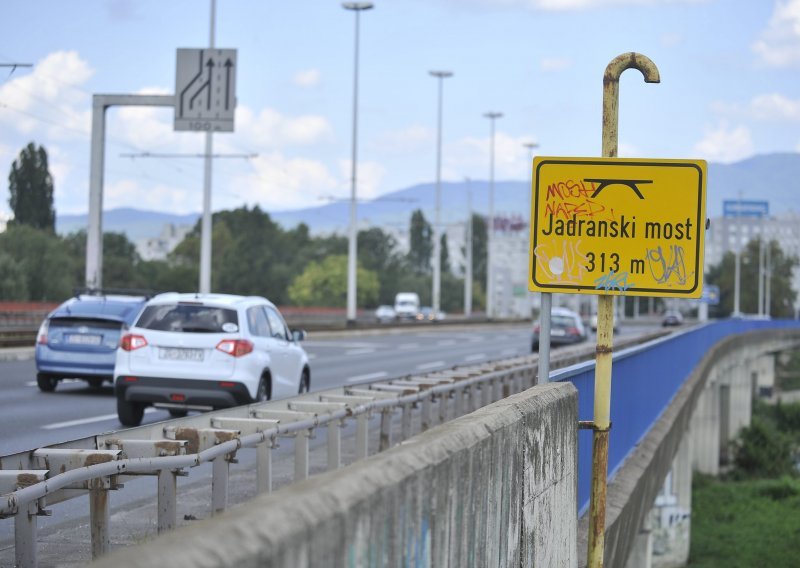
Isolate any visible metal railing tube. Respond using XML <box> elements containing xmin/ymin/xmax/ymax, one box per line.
<box><xmin>379</xmin><ymin>408</ymin><xmax>393</xmax><ymax>451</ymax></box>
<box><xmin>356</xmin><ymin>413</ymin><xmax>369</xmax><ymax>459</ymax></box>
<box><xmin>211</xmin><ymin>455</ymin><xmax>229</xmax><ymax>515</ymax></box>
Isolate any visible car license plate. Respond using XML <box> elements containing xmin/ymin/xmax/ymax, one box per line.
<box><xmin>159</xmin><ymin>347</ymin><xmax>204</xmax><ymax>361</ymax></box>
<box><xmin>551</xmin><ymin>329</ymin><xmax>566</xmax><ymax>337</ymax></box>
<box><xmin>66</xmin><ymin>334</ymin><xmax>102</xmax><ymax>346</ymax></box>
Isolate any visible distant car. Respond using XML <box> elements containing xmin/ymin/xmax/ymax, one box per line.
<box><xmin>589</xmin><ymin>313</ymin><xmax>620</xmax><ymax>334</ymax></box>
<box><xmin>662</xmin><ymin>310</ymin><xmax>684</xmax><ymax>327</ymax></box>
<box><xmin>374</xmin><ymin>305</ymin><xmax>396</xmax><ymax>323</ymax></box>
<box><xmin>114</xmin><ymin>293</ymin><xmax>310</xmax><ymax>427</ymax></box>
<box><xmin>532</xmin><ymin>307</ymin><xmax>588</xmax><ymax>352</ymax></box>
<box><xmin>416</xmin><ymin>307</ymin><xmax>446</xmax><ymax>322</ymax></box>
<box><xmin>35</xmin><ymin>290</ymin><xmax>150</xmax><ymax>392</ymax></box>
<box><xmin>394</xmin><ymin>292</ymin><xmax>421</xmax><ymax>320</ymax></box>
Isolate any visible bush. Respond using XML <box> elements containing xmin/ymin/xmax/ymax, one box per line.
<box><xmin>731</xmin><ymin>416</ymin><xmax>795</xmax><ymax>479</ymax></box>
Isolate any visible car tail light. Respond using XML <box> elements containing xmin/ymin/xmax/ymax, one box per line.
<box><xmin>219</xmin><ymin>381</ymin><xmax>236</xmax><ymax>388</ymax></box>
<box><xmin>170</xmin><ymin>393</ymin><xmax>186</xmax><ymax>402</ymax></box>
<box><xmin>216</xmin><ymin>339</ymin><xmax>254</xmax><ymax>357</ymax></box>
<box><xmin>533</xmin><ymin>324</ymin><xmax>540</xmax><ymax>333</ymax></box>
<box><xmin>37</xmin><ymin>321</ymin><xmax>49</xmax><ymax>345</ymax></box>
<box><xmin>567</xmin><ymin>327</ymin><xmax>580</xmax><ymax>336</ymax></box>
<box><xmin>122</xmin><ymin>376</ymin><xmax>139</xmax><ymax>383</ymax></box>
<box><xmin>120</xmin><ymin>334</ymin><xmax>148</xmax><ymax>351</ymax></box>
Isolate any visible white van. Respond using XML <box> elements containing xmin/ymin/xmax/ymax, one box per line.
<box><xmin>394</xmin><ymin>292</ymin><xmax>420</xmax><ymax>320</ymax></box>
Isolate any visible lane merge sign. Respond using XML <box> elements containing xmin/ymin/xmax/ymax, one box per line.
<box><xmin>528</xmin><ymin>157</ymin><xmax>707</xmax><ymax>298</ymax></box>
<box><xmin>175</xmin><ymin>48</ymin><xmax>237</xmax><ymax>132</ymax></box>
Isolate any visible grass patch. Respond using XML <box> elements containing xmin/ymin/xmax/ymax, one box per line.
<box><xmin>689</xmin><ymin>474</ymin><xmax>800</xmax><ymax>567</ymax></box>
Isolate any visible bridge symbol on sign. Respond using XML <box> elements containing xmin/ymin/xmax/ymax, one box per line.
<box><xmin>174</xmin><ymin>48</ymin><xmax>237</xmax><ymax>133</ymax></box>
<box><xmin>585</xmin><ymin>178</ymin><xmax>653</xmax><ymax>199</ymax></box>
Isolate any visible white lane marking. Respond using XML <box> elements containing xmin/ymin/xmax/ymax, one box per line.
<box><xmin>398</xmin><ymin>343</ymin><xmax>419</xmax><ymax>350</ymax></box>
<box><xmin>417</xmin><ymin>360</ymin><xmax>445</xmax><ymax>370</ymax></box>
<box><xmin>438</xmin><ymin>339</ymin><xmax>456</xmax><ymax>346</ymax></box>
<box><xmin>465</xmin><ymin>353</ymin><xmax>486</xmax><ymax>362</ymax></box>
<box><xmin>346</xmin><ymin>372</ymin><xmax>389</xmax><ymax>384</ymax></box>
<box><xmin>42</xmin><ymin>408</ymin><xmax>157</xmax><ymax>430</ymax></box>
<box><xmin>346</xmin><ymin>348</ymin><xmax>376</xmax><ymax>356</ymax></box>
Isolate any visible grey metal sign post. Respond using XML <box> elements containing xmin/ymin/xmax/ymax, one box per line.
<box><xmin>86</xmin><ymin>94</ymin><xmax>176</xmax><ymax>290</ymax></box>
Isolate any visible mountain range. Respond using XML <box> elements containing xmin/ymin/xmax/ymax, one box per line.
<box><xmin>56</xmin><ymin>153</ymin><xmax>800</xmax><ymax>241</ymax></box>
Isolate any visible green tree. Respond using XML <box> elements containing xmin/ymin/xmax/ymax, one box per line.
<box><xmin>440</xmin><ymin>233</ymin><xmax>450</xmax><ymax>273</ymax></box>
<box><xmin>8</xmin><ymin>142</ymin><xmax>55</xmax><ymax>232</ymax></box>
<box><xmin>357</xmin><ymin>227</ymin><xmax>408</xmax><ymax>305</ymax></box>
<box><xmin>288</xmin><ymin>254</ymin><xmax>379</xmax><ymax>308</ymax></box>
<box><xmin>707</xmin><ymin>238</ymin><xmax>798</xmax><ymax>318</ymax></box>
<box><xmin>0</xmin><ymin>225</ymin><xmax>75</xmax><ymax>300</ymax></box>
<box><xmin>0</xmin><ymin>251</ymin><xmax>28</xmax><ymax>299</ymax></box>
<box><xmin>408</xmin><ymin>209</ymin><xmax>433</xmax><ymax>275</ymax></box>
<box><xmin>460</xmin><ymin>213</ymin><xmax>487</xmax><ymax>309</ymax></box>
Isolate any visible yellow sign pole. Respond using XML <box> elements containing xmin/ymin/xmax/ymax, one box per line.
<box><xmin>587</xmin><ymin>52</ymin><xmax>660</xmax><ymax>568</ymax></box>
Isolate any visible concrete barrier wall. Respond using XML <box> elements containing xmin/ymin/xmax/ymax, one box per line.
<box><xmin>94</xmin><ymin>382</ymin><xmax>578</xmax><ymax>568</ymax></box>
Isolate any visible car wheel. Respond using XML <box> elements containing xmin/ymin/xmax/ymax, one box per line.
<box><xmin>168</xmin><ymin>409</ymin><xmax>188</xmax><ymax>418</ymax></box>
<box><xmin>36</xmin><ymin>373</ymin><xmax>58</xmax><ymax>392</ymax></box>
<box><xmin>254</xmin><ymin>374</ymin><xmax>271</xmax><ymax>403</ymax></box>
<box><xmin>298</xmin><ymin>369</ymin><xmax>310</xmax><ymax>394</ymax></box>
<box><xmin>117</xmin><ymin>395</ymin><xmax>145</xmax><ymax>427</ymax></box>
<box><xmin>88</xmin><ymin>378</ymin><xmax>103</xmax><ymax>389</ymax></box>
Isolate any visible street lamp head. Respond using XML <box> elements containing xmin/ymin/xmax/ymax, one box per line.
<box><xmin>523</xmin><ymin>142</ymin><xmax>539</xmax><ymax>150</ymax></box>
<box><xmin>429</xmin><ymin>70</ymin><xmax>453</xmax><ymax>78</ymax></box>
<box><xmin>342</xmin><ymin>2</ymin><xmax>374</xmax><ymax>10</ymax></box>
<box><xmin>484</xmin><ymin>111</ymin><xmax>503</xmax><ymax>120</ymax></box>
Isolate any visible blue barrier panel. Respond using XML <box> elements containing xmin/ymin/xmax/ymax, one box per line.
<box><xmin>554</xmin><ymin>319</ymin><xmax>800</xmax><ymax>515</ymax></box>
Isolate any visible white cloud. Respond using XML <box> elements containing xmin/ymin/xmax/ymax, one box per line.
<box><xmin>693</xmin><ymin>122</ymin><xmax>754</xmax><ymax>163</ymax></box>
<box><xmin>338</xmin><ymin>159</ymin><xmax>386</xmax><ymax>200</ymax></box>
<box><xmin>709</xmin><ymin>93</ymin><xmax>800</xmax><ymax>122</ymax></box>
<box><xmin>292</xmin><ymin>69</ymin><xmax>321</xmax><ymax>88</ymax></box>
<box><xmin>374</xmin><ymin>124</ymin><xmax>434</xmax><ymax>155</ymax></box>
<box><xmin>659</xmin><ymin>33</ymin><xmax>683</xmax><ymax>47</ymax></box>
<box><xmin>0</xmin><ymin>51</ymin><xmax>93</xmax><ymax>139</ymax></box>
<box><xmin>540</xmin><ymin>57</ymin><xmax>573</xmax><ymax>72</ymax></box>
<box><xmin>230</xmin><ymin>152</ymin><xmax>340</xmax><ymax>210</ymax></box>
<box><xmin>477</xmin><ymin>0</ymin><xmax>706</xmax><ymax>11</ymax></box>
<box><xmin>753</xmin><ymin>0</ymin><xmax>800</xmax><ymax>67</ymax></box>
<box><xmin>235</xmin><ymin>106</ymin><xmax>333</xmax><ymax>148</ymax></box>
<box><xmin>446</xmin><ymin>132</ymin><xmax>541</xmax><ymax>180</ymax></box>
<box><xmin>104</xmin><ymin>179</ymin><xmax>194</xmax><ymax>213</ymax></box>
<box><xmin>750</xmin><ymin>93</ymin><xmax>800</xmax><ymax>121</ymax></box>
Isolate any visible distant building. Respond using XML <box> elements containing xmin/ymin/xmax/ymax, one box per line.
<box><xmin>136</xmin><ymin>223</ymin><xmax>193</xmax><ymax>261</ymax></box>
<box><xmin>705</xmin><ymin>211</ymin><xmax>800</xmax><ymax>312</ymax></box>
<box><xmin>0</xmin><ymin>212</ymin><xmax>9</xmax><ymax>233</ymax></box>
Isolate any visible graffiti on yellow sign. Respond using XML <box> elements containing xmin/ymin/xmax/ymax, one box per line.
<box><xmin>528</xmin><ymin>157</ymin><xmax>707</xmax><ymax>298</ymax></box>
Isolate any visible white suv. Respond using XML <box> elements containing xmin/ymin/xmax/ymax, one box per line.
<box><xmin>114</xmin><ymin>293</ymin><xmax>310</xmax><ymax>426</ymax></box>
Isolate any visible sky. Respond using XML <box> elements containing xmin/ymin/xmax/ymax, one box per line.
<box><xmin>0</xmin><ymin>0</ymin><xmax>799</xmax><ymax>227</ymax></box>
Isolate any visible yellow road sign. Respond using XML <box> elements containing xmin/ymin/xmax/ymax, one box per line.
<box><xmin>528</xmin><ymin>157</ymin><xmax>707</xmax><ymax>298</ymax></box>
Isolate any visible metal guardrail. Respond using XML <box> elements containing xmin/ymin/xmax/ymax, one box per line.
<box><xmin>0</xmin><ymin>331</ymin><xmax>667</xmax><ymax>567</ymax></box>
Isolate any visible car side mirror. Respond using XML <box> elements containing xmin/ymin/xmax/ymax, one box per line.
<box><xmin>292</xmin><ymin>329</ymin><xmax>307</xmax><ymax>342</ymax></box>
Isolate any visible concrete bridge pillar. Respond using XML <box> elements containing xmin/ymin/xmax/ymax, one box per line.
<box><xmin>624</xmin><ymin>511</ymin><xmax>654</xmax><ymax>568</ymax></box>
<box><xmin>651</xmin><ymin>432</ymin><xmax>692</xmax><ymax>567</ymax></box>
<box><xmin>690</xmin><ymin>372</ymin><xmax>720</xmax><ymax>476</ymax></box>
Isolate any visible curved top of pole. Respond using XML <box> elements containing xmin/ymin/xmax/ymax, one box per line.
<box><xmin>604</xmin><ymin>52</ymin><xmax>660</xmax><ymax>85</ymax></box>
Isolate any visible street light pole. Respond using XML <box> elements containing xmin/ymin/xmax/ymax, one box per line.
<box><xmin>484</xmin><ymin>111</ymin><xmax>502</xmax><ymax>319</ymax></box>
<box><xmin>342</xmin><ymin>2</ymin><xmax>373</xmax><ymax>325</ymax></box>
<box><xmin>523</xmin><ymin>141</ymin><xmax>539</xmax><ymax>319</ymax></box>
<box><xmin>199</xmin><ymin>0</ymin><xmax>217</xmax><ymax>294</ymax></box>
<box><xmin>430</xmin><ymin>70</ymin><xmax>452</xmax><ymax>316</ymax></box>
<box><xmin>465</xmin><ymin>177</ymin><xmax>473</xmax><ymax>317</ymax></box>
<box><xmin>733</xmin><ymin>190</ymin><xmax>742</xmax><ymax>317</ymax></box>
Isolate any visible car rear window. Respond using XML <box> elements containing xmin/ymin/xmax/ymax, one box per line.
<box><xmin>48</xmin><ymin>317</ymin><xmax>123</xmax><ymax>330</ymax></box>
<box><xmin>135</xmin><ymin>304</ymin><xmax>239</xmax><ymax>333</ymax></box>
<box><xmin>65</xmin><ymin>300</ymin><xmax>144</xmax><ymax>323</ymax></box>
<box><xmin>552</xmin><ymin>315</ymin><xmax>577</xmax><ymax>327</ymax></box>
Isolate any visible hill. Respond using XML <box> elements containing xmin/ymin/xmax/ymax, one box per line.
<box><xmin>55</xmin><ymin>153</ymin><xmax>800</xmax><ymax>239</ymax></box>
